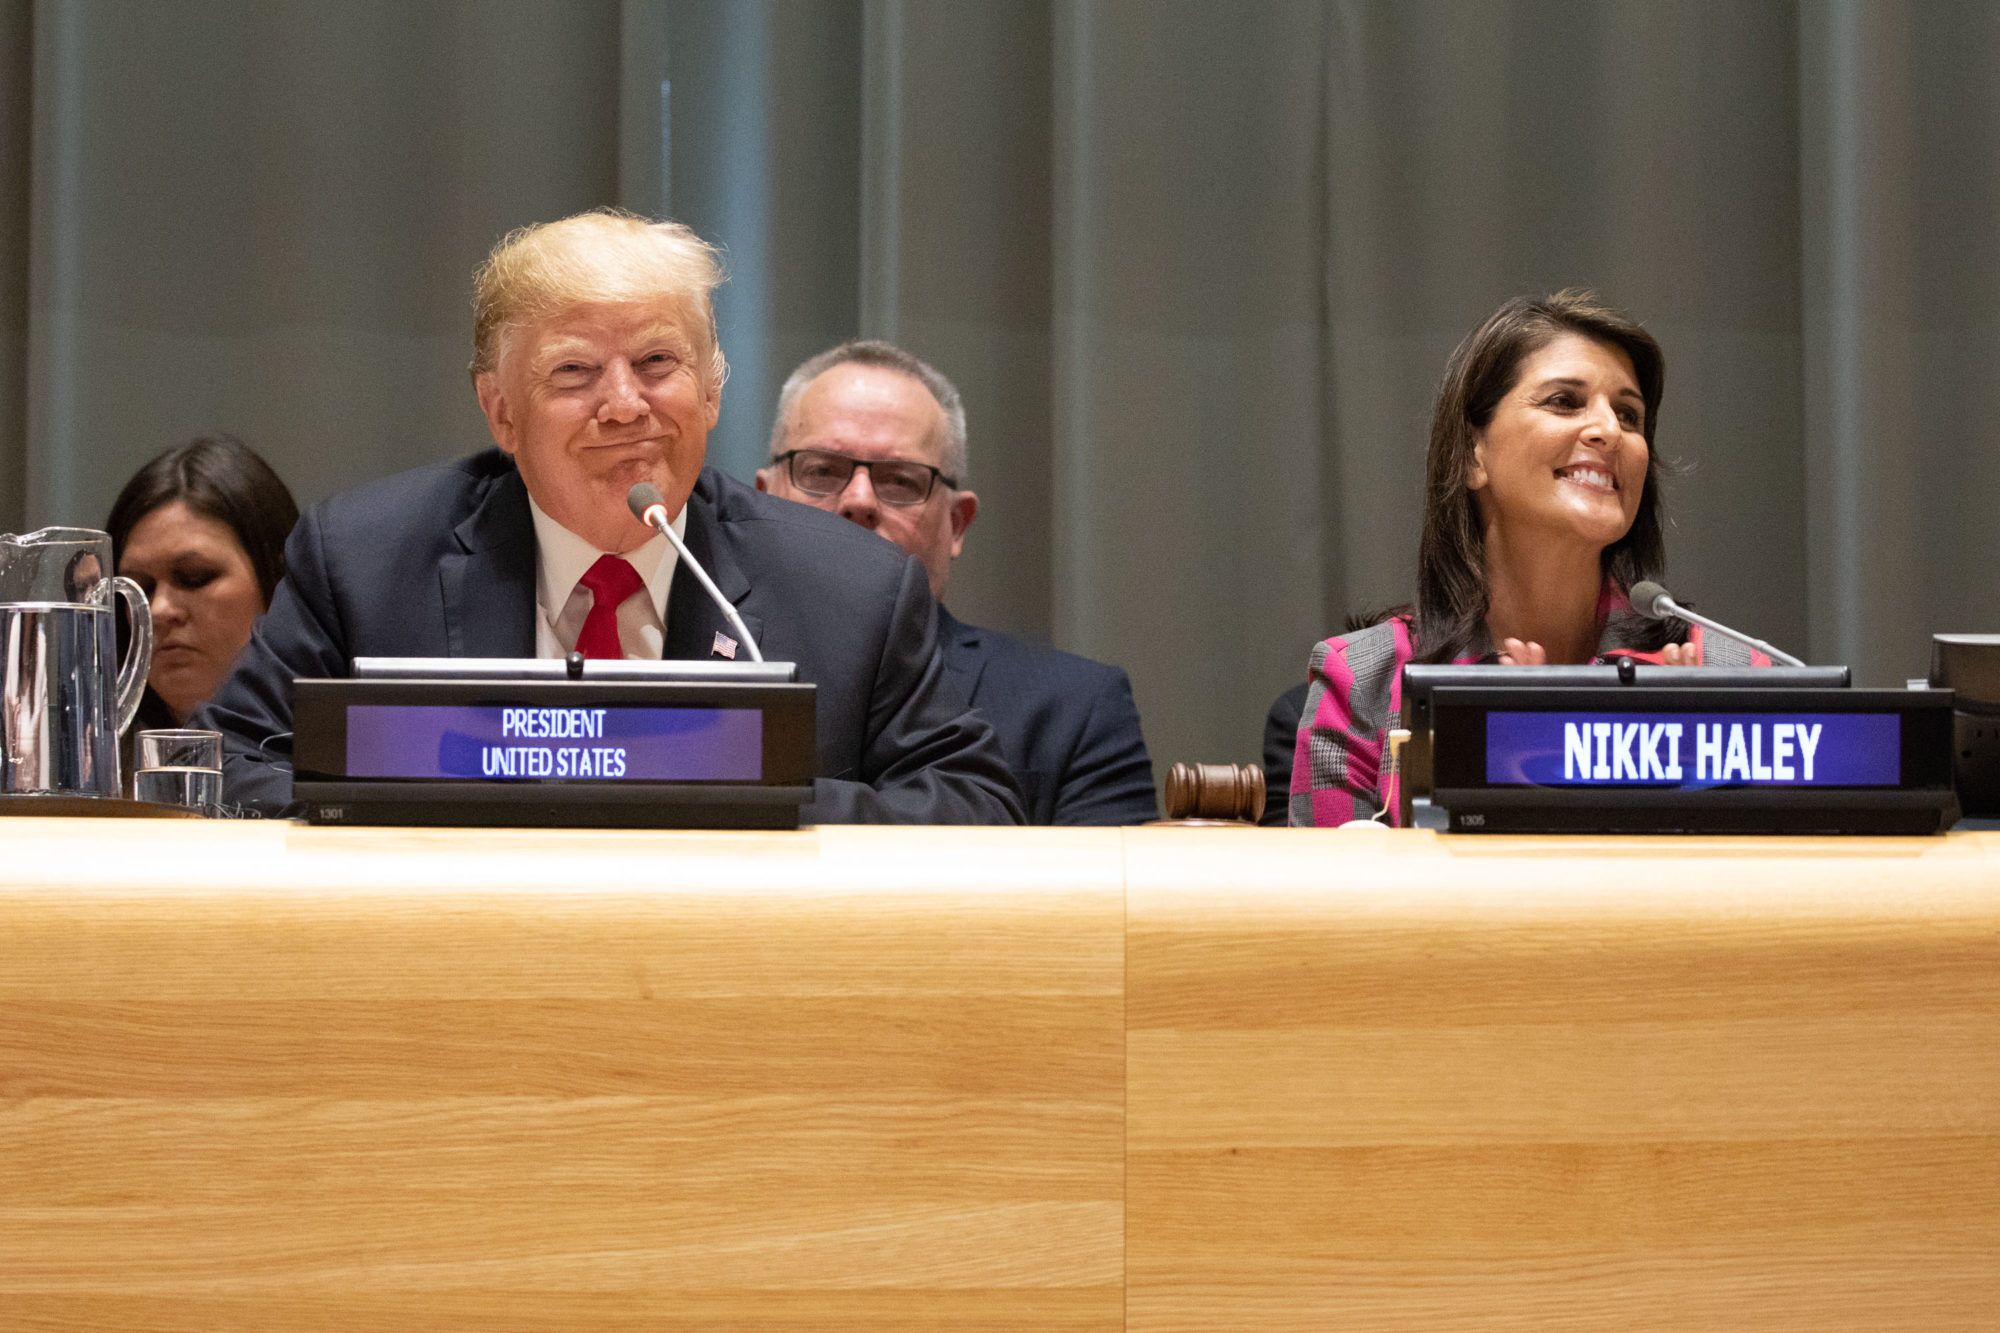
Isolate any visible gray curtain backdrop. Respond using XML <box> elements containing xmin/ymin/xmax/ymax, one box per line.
<box><xmin>3</xmin><ymin>0</ymin><xmax>1996</xmax><ymax>788</ymax></box>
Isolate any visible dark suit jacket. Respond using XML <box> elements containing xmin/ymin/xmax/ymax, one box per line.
<box><xmin>937</xmin><ymin>608</ymin><xmax>1156</xmax><ymax>825</ymax></box>
<box><xmin>198</xmin><ymin>450</ymin><xmax>1023</xmax><ymax>824</ymax></box>
<box><xmin>1261</xmin><ymin>681</ymin><xmax>1309</xmax><ymax>827</ymax></box>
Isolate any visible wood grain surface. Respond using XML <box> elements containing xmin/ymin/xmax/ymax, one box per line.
<box><xmin>5</xmin><ymin>821</ymin><xmax>1998</xmax><ymax>1329</ymax></box>
<box><xmin>0</xmin><ymin>820</ymin><xmax>1126</xmax><ymax>1330</ymax></box>
<box><xmin>1126</xmin><ymin>829</ymin><xmax>2000</xmax><ymax>1331</ymax></box>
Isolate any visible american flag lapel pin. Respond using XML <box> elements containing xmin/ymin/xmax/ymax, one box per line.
<box><xmin>712</xmin><ymin>632</ymin><xmax>738</xmax><ymax>660</ymax></box>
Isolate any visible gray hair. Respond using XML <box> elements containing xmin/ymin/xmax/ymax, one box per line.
<box><xmin>769</xmin><ymin>340</ymin><xmax>969</xmax><ymax>483</ymax></box>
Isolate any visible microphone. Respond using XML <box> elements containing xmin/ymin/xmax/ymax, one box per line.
<box><xmin>1626</xmin><ymin>580</ymin><xmax>1805</xmax><ymax>667</ymax></box>
<box><xmin>626</xmin><ymin>483</ymin><xmax>766</xmax><ymax>663</ymax></box>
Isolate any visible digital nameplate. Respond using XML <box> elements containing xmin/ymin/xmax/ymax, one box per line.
<box><xmin>343</xmin><ymin>703</ymin><xmax>764</xmax><ymax>782</ymax></box>
<box><xmin>1483</xmin><ymin>710</ymin><xmax>1901</xmax><ymax>788</ymax></box>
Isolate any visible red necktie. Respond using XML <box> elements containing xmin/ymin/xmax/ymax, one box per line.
<box><xmin>573</xmin><ymin>555</ymin><xmax>644</xmax><ymax>659</ymax></box>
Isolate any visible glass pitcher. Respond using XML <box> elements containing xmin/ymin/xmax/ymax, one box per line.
<box><xmin>0</xmin><ymin>527</ymin><xmax>154</xmax><ymax>797</ymax></box>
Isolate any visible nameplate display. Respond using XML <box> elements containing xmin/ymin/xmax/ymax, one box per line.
<box><xmin>1485</xmin><ymin>711</ymin><xmax>1900</xmax><ymax>789</ymax></box>
<box><xmin>1418</xmin><ymin>684</ymin><xmax>1956</xmax><ymax>835</ymax></box>
<box><xmin>292</xmin><ymin>669</ymin><xmax>816</xmax><ymax>829</ymax></box>
<box><xmin>344</xmin><ymin>704</ymin><xmax>764</xmax><ymax>782</ymax></box>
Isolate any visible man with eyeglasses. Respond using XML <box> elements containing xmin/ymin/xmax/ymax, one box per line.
<box><xmin>758</xmin><ymin>341</ymin><xmax>1157</xmax><ymax>825</ymax></box>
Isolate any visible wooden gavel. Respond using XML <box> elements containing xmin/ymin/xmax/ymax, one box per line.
<box><xmin>1156</xmin><ymin>762</ymin><xmax>1265</xmax><ymax>825</ymax></box>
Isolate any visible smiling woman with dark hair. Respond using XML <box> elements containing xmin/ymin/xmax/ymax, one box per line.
<box><xmin>1288</xmin><ymin>290</ymin><xmax>1768</xmax><ymax>828</ymax></box>
<box><xmin>106</xmin><ymin>434</ymin><xmax>300</xmax><ymax>728</ymax></box>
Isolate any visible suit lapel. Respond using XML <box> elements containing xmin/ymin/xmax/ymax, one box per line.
<box><xmin>663</xmin><ymin>475</ymin><xmax>764</xmax><ymax>661</ymax></box>
<box><xmin>440</xmin><ymin>468</ymin><xmax>537</xmax><ymax>659</ymax></box>
<box><xmin>938</xmin><ymin>608</ymin><xmax>986</xmax><ymax>706</ymax></box>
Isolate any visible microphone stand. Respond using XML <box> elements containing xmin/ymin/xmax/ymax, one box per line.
<box><xmin>627</xmin><ymin>484</ymin><xmax>766</xmax><ymax>663</ymax></box>
<box><xmin>1652</xmin><ymin>593</ymin><xmax>1805</xmax><ymax>668</ymax></box>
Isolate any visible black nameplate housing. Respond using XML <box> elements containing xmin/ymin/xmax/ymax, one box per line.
<box><xmin>293</xmin><ymin>675</ymin><xmax>817</xmax><ymax>829</ymax></box>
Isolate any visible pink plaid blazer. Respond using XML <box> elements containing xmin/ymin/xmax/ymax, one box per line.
<box><xmin>1289</xmin><ymin>587</ymin><xmax>1767</xmax><ymax>827</ymax></box>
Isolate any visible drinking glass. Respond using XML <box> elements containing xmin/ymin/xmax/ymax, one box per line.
<box><xmin>133</xmin><ymin>729</ymin><xmax>224</xmax><ymax>815</ymax></box>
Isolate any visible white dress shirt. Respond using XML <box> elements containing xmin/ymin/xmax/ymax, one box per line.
<box><xmin>526</xmin><ymin>495</ymin><xmax>683</xmax><ymax>660</ymax></box>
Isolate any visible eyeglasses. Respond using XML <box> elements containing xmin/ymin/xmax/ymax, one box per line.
<box><xmin>772</xmin><ymin>449</ymin><xmax>957</xmax><ymax>507</ymax></box>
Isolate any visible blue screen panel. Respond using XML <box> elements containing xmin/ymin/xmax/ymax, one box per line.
<box><xmin>1484</xmin><ymin>711</ymin><xmax>1899</xmax><ymax>788</ymax></box>
<box><xmin>345</xmin><ymin>704</ymin><xmax>763</xmax><ymax>782</ymax></box>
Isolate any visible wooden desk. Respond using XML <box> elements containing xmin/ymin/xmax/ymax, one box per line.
<box><xmin>0</xmin><ymin>821</ymin><xmax>1126</xmax><ymax>1329</ymax></box>
<box><xmin>2</xmin><ymin>821</ymin><xmax>1996</xmax><ymax>1329</ymax></box>
<box><xmin>1126</xmin><ymin>829</ymin><xmax>2000</xmax><ymax>1332</ymax></box>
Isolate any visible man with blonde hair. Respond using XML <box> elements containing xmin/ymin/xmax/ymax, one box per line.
<box><xmin>201</xmin><ymin>210</ymin><xmax>1022</xmax><ymax>824</ymax></box>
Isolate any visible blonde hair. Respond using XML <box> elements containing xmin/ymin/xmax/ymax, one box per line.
<box><xmin>469</xmin><ymin>208</ymin><xmax>728</xmax><ymax>390</ymax></box>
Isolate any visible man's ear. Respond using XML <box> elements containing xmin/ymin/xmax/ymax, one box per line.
<box><xmin>703</xmin><ymin>375</ymin><xmax>723</xmax><ymax>430</ymax></box>
<box><xmin>753</xmin><ymin>467</ymin><xmax>773</xmax><ymax>494</ymax></box>
<box><xmin>947</xmin><ymin>489</ymin><xmax>979</xmax><ymax>561</ymax></box>
<box><xmin>475</xmin><ymin>373</ymin><xmax>517</xmax><ymax>456</ymax></box>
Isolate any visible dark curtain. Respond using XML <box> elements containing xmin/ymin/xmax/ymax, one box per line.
<box><xmin>4</xmin><ymin>0</ymin><xmax>1996</xmax><ymax>781</ymax></box>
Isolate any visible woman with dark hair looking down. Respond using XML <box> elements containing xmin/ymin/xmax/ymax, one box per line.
<box><xmin>106</xmin><ymin>434</ymin><xmax>300</xmax><ymax>729</ymax></box>
<box><xmin>1289</xmin><ymin>290</ymin><xmax>1767</xmax><ymax>827</ymax></box>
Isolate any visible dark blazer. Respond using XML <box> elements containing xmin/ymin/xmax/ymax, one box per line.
<box><xmin>1261</xmin><ymin>681</ymin><xmax>1309</xmax><ymax>826</ymax></box>
<box><xmin>198</xmin><ymin>450</ymin><xmax>1023</xmax><ymax>824</ymax></box>
<box><xmin>937</xmin><ymin>607</ymin><xmax>1156</xmax><ymax>825</ymax></box>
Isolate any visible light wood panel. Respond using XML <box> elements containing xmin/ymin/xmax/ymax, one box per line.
<box><xmin>0</xmin><ymin>820</ymin><xmax>1127</xmax><ymax>1330</ymax></box>
<box><xmin>9</xmin><ymin>820</ymin><xmax>1999</xmax><ymax>1329</ymax></box>
<box><xmin>1125</xmin><ymin>829</ymin><xmax>2000</xmax><ymax>1331</ymax></box>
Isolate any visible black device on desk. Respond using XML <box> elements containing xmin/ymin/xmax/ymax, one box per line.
<box><xmin>1931</xmin><ymin>634</ymin><xmax>2000</xmax><ymax>819</ymax></box>
<box><xmin>1398</xmin><ymin>664</ymin><xmax>1958</xmax><ymax>834</ymax></box>
<box><xmin>292</xmin><ymin>656</ymin><xmax>817</xmax><ymax>828</ymax></box>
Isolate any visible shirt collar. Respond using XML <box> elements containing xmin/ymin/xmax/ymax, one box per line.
<box><xmin>525</xmin><ymin>493</ymin><xmax>681</xmax><ymax>627</ymax></box>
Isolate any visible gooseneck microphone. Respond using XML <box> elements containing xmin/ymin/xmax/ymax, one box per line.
<box><xmin>626</xmin><ymin>483</ymin><xmax>766</xmax><ymax>663</ymax></box>
<box><xmin>1626</xmin><ymin>580</ymin><xmax>1805</xmax><ymax>667</ymax></box>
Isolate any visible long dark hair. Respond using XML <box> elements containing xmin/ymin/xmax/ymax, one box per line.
<box><xmin>106</xmin><ymin>434</ymin><xmax>300</xmax><ymax>604</ymax></box>
<box><xmin>1413</xmin><ymin>290</ymin><xmax>1670</xmax><ymax>663</ymax></box>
